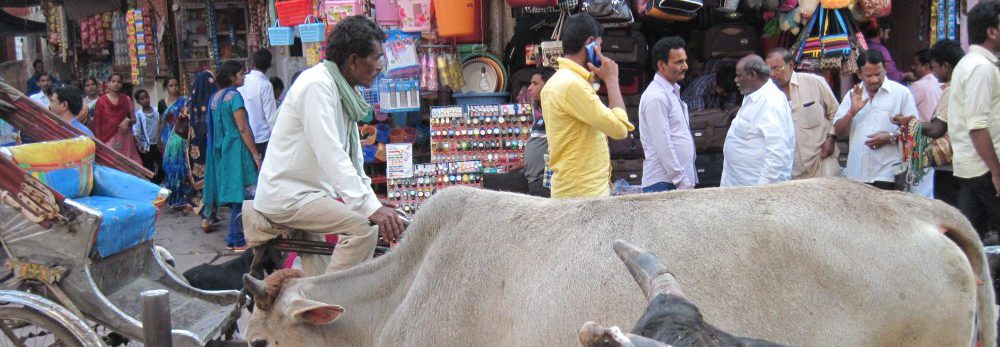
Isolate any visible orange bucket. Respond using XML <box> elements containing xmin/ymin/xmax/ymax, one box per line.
<box><xmin>433</xmin><ymin>0</ymin><xmax>476</xmax><ymax>37</ymax></box>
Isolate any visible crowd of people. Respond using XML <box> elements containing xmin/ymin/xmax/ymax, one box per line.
<box><xmin>20</xmin><ymin>48</ymin><xmax>285</xmax><ymax>252</ymax></box>
<box><xmin>7</xmin><ymin>1</ymin><xmax>1000</xmax><ymax>267</ymax></box>
<box><xmin>539</xmin><ymin>2</ymin><xmax>1000</xmax><ymax>245</ymax></box>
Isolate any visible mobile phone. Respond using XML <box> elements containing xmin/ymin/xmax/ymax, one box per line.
<box><xmin>586</xmin><ymin>41</ymin><xmax>601</xmax><ymax>68</ymax></box>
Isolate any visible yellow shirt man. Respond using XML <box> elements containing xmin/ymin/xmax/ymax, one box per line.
<box><xmin>541</xmin><ymin>58</ymin><xmax>635</xmax><ymax>198</ymax></box>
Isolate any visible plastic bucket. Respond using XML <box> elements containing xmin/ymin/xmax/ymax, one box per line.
<box><xmin>433</xmin><ymin>0</ymin><xmax>476</xmax><ymax>37</ymax></box>
<box><xmin>363</xmin><ymin>144</ymin><xmax>378</xmax><ymax>162</ymax></box>
<box><xmin>390</xmin><ymin>127</ymin><xmax>417</xmax><ymax>143</ymax></box>
<box><xmin>375</xmin><ymin>123</ymin><xmax>391</xmax><ymax>143</ymax></box>
<box><xmin>298</xmin><ymin>16</ymin><xmax>327</xmax><ymax>43</ymax></box>
<box><xmin>268</xmin><ymin>21</ymin><xmax>295</xmax><ymax>46</ymax></box>
<box><xmin>453</xmin><ymin>0</ymin><xmax>484</xmax><ymax>43</ymax></box>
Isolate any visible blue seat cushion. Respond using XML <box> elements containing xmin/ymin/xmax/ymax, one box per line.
<box><xmin>74</xmin><ymin>196</ymin><xmax>157</xmax><ymax>258</ymax></box>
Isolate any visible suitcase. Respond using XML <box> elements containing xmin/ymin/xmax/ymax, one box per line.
<box><xmin>695</xmin><ymin>153</ymin><xmax>724</xmax><ymax>188</ymax></box>
<box><xmin>598</xmin><ymin>64</ymin><xmax>647</xmax><ymax>95</ymax></box>
<box><xmin>703</xmin><ymin>24</ymin><xmax>761</xmax><ymax>58</ymax></box>
<box><xmin>611</xmin><ymin>159</ymin><xmax>644</xmax><ymax>186</ymax></box>
<box><xmin>689</xmin><ymin>108</ymin><xmax>739</xmax><ymax>154</ymax></box>
<box><xmin>600</xmin><ymin>29</ymin><xmax>649</xmax><ymax>67</ymax></box>
<box><xmin>609</xmin><ymin>132</ymin><xmax>644</xmax><ymax>160</ymax></box>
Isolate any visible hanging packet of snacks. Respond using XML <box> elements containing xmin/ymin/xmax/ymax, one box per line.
<box><xmin>419</xmin><ymin>49</ymin><xmax>439</xmax><ymax>93</ymax></box>
<box><xmin>383</xmin><ymin>30</ymin><xmax>421</xmax><ymax>78</ymax></box>
<box><xmin>436</xmin><ymin>51</ymin><xmax>464</xmax><ymax>91</ymax></box>
<box><xmin>126</xmin><ymin>10</ymin><xmax>139</xmax><ymax>81</ymax></box>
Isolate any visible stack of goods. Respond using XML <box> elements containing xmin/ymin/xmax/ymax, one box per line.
<box><xmin>42</xmin><ymin>0</ymin><xmax>69</xmax><ymax>60</ymax></box>
<box><xmin>125</xmin><ymin>9</ymin><xmax>154</xmax><ymax>82</ymax></box>
<box><xmin>429</xmin><ymin>104</ymin><xmax>533</xmax><ymax>169</ymax></box>
<box><xmin>80</xmin><ymin>13</ymin><xmax>113</xmax><ymax>52</ymax></box>
<box><xmin>387</xmin><ymin>160</ymin><xmax>483</xmax><ymax>213</ymax></box>
<box><xmin>112</xmin><ymin>12</ymin><xmax>129</xmax><ymax>66</ymax></box>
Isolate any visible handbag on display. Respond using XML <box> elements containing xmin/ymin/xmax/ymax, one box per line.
<box><xmin>657</xmin><ymin>0</ymin><xmax>703</xmax><ymax>12</ymax></box>
<box><xmin>820</xmin><ymin>0</ymin><xmax>853</xmax><ymax>9</ymax></box>
<box><xmin>540</xmin><ymin>10</ymin><xmax>567</xmax><ymax>68</ymax></box>
<box><xmin>859</xmin><ymin>0</ymin><xmax>890</xmax><ymax>19</ymax></box>
<box><xmin>580</xmin><ymin>0</ymin><xmax>634</xmax><ymax>25</ymax></box>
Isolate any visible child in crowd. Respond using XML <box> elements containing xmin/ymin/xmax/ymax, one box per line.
<box><xmin>133</xmin><ymin>89</ymin><xmax>164</xmax><ymax>183</ymax></box>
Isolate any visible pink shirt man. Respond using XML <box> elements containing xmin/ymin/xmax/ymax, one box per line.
<box><xmin>909</xmin><ymin>73</ymin><xmax>942</xmax><ymax>122</ymax></box>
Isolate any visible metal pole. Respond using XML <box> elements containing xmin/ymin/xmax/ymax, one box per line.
<box><xmin>141</xmin><ymin>289</ymin><xmax>173</xmax><ymax>347</ymax></box>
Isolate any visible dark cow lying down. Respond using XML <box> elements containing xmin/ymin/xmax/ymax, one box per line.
<box><xmin>183</xmin><ymin>248</ymin><xmax>283</xmax><ymax>291</ymax></box>
<box><xmin>579</xmin><ymin>240</ymin><xmax>786</xmax><ymax>347</ymax></box>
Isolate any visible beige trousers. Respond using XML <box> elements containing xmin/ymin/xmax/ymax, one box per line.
<box><xmin>242</xmin><ymin>196</ymin><xmax>378</xmax><ymax>276</ymax></box>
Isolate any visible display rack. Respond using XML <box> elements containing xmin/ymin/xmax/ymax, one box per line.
<box><xmin>387</xmin><ymin>160</ymin><xmax>483</xmax><ymax>213</ymax></box>
<box><xmin>175</xmin><ymin>0</ymin><xmax>250</xmax><ymax>92</ymax></box>
<box><xmin>429</xmin><ymin>104</ymin><xmax>533</xmax><ymax>169</ymax></box>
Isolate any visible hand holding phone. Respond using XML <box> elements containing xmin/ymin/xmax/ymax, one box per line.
<box><xmin>586</xmin><ymin>41</ymin><xmax>601</xmax><ymax>68</ymax></box>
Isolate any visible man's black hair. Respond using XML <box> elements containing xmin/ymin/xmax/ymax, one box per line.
<box><xmin>134</xmin><ymin>88</ymin><xmax>149</xmax><ymax>101</ymax></box>
<box><xmin>968</xmin><ymin>1</ymin><xmax>1000</xmax><ymax>45</ymax></box>
<box><xmin>929</xmin><ymin>39</ymin><xmax>965</xmax><ymax>67</ymax></box>
<box><xmin>216</xmin><ymin>60</ymin><xmax>245</xmax><ymax>88</ymax></box>
<box><xmin>252</xmin><ymin>48</ymin><xmax>273</xmax><ymax>71</ymax></box>
<box><xmin>37</xmin><ymin>72</ymin><xmax>50</xmax><ymax>79</ymax></box>
<box><xmin>53</xmin><ymin>86</ymin><xmax>83</xmax><ymax>115</ymax></box>
<box><xmin>914</xmin><ymin>49</ymin><xmax>932</xmax><ymax>65</ymax></box>
<box><xmin>856</xmin><ymin>49</ymin><xmax>886</xmax><ymax>69</ymax></box>
<box><xmin>325</xmin><ymin>15</ymin><xmax>386</xmax><ymax>66</ymax></box>
<box><xmin>651</xmin><ymin>36</ymin><xmax>686</xmax><ymax>66</ymax></box>
<box><xmin>270</xmin><ymin>76</ymin><xmax>284</xmax><ymax>93</ymax></box>
<box><xmin>560</xmin><ymin>13</ymin><xmax>602</xmax><ymax>56</ymax></box>
<box><xmin>716</xmin><ymin>64</ymin><xmax>738</xmax><ymax>93</ymax></box>
<box><xmin>33</xmin><ymin>59</ymin><xmax>43</xmax><ymax>68</ymax></box>
<box><xmin>535</xmin><ymin>67</ymin><xmax>556</xmax><ymax>82</ymax></box>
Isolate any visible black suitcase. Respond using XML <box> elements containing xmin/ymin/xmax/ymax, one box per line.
<box><xmin>695</xmin><ymin>153</ymin><xmax>724</xmax><ymax>188</ymax></box>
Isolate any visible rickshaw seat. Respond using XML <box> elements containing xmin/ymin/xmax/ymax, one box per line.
<box><xmin>4</xmin><ymin>137</ymin><xmax>161</xmax><ymax>258</ymax></box>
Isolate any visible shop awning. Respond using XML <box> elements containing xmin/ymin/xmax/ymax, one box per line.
<box><xmin>0</xmin><ymin>8</ymin><xmax>44</xmax><ymax>36</ymax></box>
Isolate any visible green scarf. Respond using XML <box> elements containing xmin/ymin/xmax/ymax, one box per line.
<box><xmin>323</xmin><ymin>60</ymin><xmax>373</xmax><ymax>172</ymax></box>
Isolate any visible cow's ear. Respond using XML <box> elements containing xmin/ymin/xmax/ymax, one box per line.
<box><xmin>286</xmin><ymin>298</ymin><xmax>345</xmax><ymax>325</ymax></box>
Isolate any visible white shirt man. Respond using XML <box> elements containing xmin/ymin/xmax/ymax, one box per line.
<box><xmin>237</xmin><ymin>69</ymin><xmax>277</xmax><ymax>151</ymax></box>
<box><xmin>29</xmin><ymin>92</ymin><xmax>50</xmax><ymax>108</ymax></box>
<box><xmin>721</xmin><ymin>55</ymin><xmax>796</xmax><ymax>187</ymax></box>
<box><xmin>834</xmin><ymin>76</ymin><xmax>918</xmax><ymax>187</ymax></box>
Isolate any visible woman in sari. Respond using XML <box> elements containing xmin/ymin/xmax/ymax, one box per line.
<box><xmin>159</xmin><ymin>76</ymin><xmax>194</xmax><ymax>211</ymax></box>
<box><xmin>202</xmin><ymin>61</ymin><xmax>261</xmax><ymax>251</ymax></box>
<box><xmin>188</xmin><ymin>71</ymin><xmax>219</xmax><ymax>232</ymax></box>
<box><xmin>158</xmin><ymin>77</ymin><xmax>185</xmax><ymax>145</ymax></box>
<box><xmin>76</xmin><ymin>77</ymin><xmax>100</xmax><ymax>126</ymax></box>
<box><xmin>92</xmin><ymin>73</ymin><xmax>141</xmax><ymax>163</ymax></box>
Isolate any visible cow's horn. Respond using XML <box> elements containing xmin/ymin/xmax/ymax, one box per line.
<box><xmin>612</xmin><ymin>239</ymin><xmax>684</xmax><ymax>301</ymax></box>
<box><xmin>243</xmin><ymin>274</ymin><xmax>273</xmax><ymax>310</ymax></box>
<box><xmin>578</xmin><ymin>321</ymin><xmax>673</xmax><ymax>347</ymax></box>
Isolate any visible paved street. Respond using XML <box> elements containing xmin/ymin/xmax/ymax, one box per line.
<box><xmin>153</xmin><ymin>207</ymin><xmax>242</xmax><ymax>273</ymax></box>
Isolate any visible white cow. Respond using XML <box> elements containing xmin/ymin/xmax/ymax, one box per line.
<box><xmin>242</xmin><ymin>178</ymin><xmax>996</xmax><ymax>346</ymax></box>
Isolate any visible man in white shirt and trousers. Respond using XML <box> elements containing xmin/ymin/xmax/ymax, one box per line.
<box><xmin>243</xmin><ymin>16</ymin><xmax>406</xmax><ymax>276</ymax></box>
<box><xmin>238</xmin><ymin>48</ymin><xmax>278</xmax><ymax>158</ymax></box>
<box><xmin>720</xmin><ymin>55</ymin><xmax>796</xmax><ymax>187</ymax></box>
<box><xmin>833</xmin><ymin>49</ymin><xmax>919</xmax><ymax>191</ymax></box>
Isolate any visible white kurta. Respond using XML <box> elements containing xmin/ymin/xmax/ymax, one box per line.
<box><xmin>721</xmin><ymin>80</ymin><xmax>796</xmax><ymax>187</ymax></box>
<box><xmin>253</xmin><ymin>63</ymin><xmax>381</xmax><ymax>218</ymax></box>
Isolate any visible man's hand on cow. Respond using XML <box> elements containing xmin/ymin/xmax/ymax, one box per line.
<box><xmin>369</xmin><ymin>206</ymin><xmax>404</xmax><ymax>243</ymax></box>
<box><xmin>865</xmin><ymin>132</ymin><xmax>891</xmax><ymax>150</ymax></box>
<box><xmin>821</xmin><ymin>137</ymin><xmax>835</xmax><ymax>158</ymax></box>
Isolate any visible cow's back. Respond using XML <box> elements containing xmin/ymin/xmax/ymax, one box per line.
<box><xmin>380</xmin><ymin>178</ymin><xmax>986</xmax><ymax>346</ymax></box>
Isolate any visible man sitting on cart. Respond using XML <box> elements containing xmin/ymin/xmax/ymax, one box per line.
<box><xmin>243</xmin><ymin>16</ymin><xmax>406</xmax><ymax>276</ymax></box>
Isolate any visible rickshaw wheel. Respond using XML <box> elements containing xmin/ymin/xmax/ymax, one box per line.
<box><xmin>0</xmin><ymin>306</ymin><xmax>81</xmax><ymax>347</ymax></box>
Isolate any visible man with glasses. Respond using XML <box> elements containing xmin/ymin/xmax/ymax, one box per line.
<box><xmin>765</xmin><ymin>48</ymin><xmax>842</xmax><ymax>179</ymax></box>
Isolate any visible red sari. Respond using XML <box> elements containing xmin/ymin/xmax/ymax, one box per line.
<box><xmin>93</xmin><ymin>94</ymin><xmax>141</xmax><ymax>163</ymax></box>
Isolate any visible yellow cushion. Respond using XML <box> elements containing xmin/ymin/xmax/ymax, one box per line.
<box><xmin>7</xmin><ymin>137</ymin><xmax>96</xmax><ymax>199</ymax></box>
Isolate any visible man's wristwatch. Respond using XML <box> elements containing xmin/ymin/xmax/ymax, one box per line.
<box><xmin>888</xmin><ymin>132</ymin><xmax>899</xmax><ymax>144</ymax></box>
